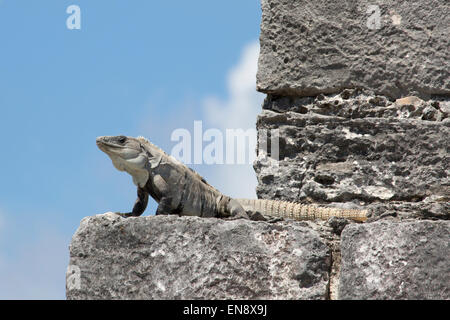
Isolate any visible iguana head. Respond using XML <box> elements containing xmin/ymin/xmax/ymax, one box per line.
<box><xmin>96</xmin><ymin>135</ymin><xmax>156</xmax><ymax>187</ymax></box>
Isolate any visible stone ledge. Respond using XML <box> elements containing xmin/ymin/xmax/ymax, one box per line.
<box><xmin>66</xmin><ymin>213</ymin><xmax>330</xmax><ymax>300</ymax></box>
<box><xmin>339</xmin><ymin>219</ymin><xmax>450</xmax><ymax>299</ymax></box>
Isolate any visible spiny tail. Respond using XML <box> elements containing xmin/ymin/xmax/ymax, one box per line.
<box><xmin>236</xmin><ymin>199</ymin><xmax>367</xmax><ymax>222</ymax></box>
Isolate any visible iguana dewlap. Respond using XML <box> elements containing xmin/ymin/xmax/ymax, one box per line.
<box><xmin>96</xmin><ymin>135</ymin><xmax>367</xmax><ymax>222</ymax></box>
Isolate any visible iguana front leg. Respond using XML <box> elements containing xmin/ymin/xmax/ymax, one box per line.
<box><xmin>152</xmin><ymin>174</ymin><xmax>176</xmax><ymax>215</ymax></box>
<box><xmin>155</xmin><ymin>197</ymin><xmax>174</xmax><ymax>215</ymax></box>
<box><xmin>116</xmin><ymin>187</ymin><xmax>149</xmax><ymax>218</ymax></box>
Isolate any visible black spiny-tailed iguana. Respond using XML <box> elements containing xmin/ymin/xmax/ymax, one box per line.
<box><xmin>96</xmin><ymin>135</ymin><xmax>367</xmax><ymax>222</ymax></box>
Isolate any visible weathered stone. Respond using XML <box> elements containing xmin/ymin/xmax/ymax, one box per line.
<box><xmin>366</xmin><ymin>200</ymin><xmax>450</xmax><ymax>221</ymax></box>
<box><xmin>257</xmin><ymin>0</ymin><xmax>450</xmax><ymax>99</ymax></box>
<box><xmin>66</xmin><ymin>213</ymin><xmax>331</xmax><ymax>300</ymax></box>
<box><xmin>339</xmin><ymin>220</ymin><xmax>450</xmax><ymax>299</ymax></box>
<box><xmin>254</xmin><ymin>92</ymin><xmax>450</xmax><ymax>221</ymax></box>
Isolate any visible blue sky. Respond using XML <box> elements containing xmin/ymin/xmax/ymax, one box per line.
<box><xmin>0</xmin><ymin>1</ymin><xmax>264</xmax><ymax>298</ymax></box>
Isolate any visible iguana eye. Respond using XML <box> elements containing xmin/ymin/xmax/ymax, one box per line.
<box><xmin>118</xmin><ymin>136</ymin><xmax>126</xmax><ymax>144</ymax></box>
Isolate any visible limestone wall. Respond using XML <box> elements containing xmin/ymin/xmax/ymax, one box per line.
<box><xmin>255</xmin><ymin>0</ymin><xmax>449</xmax><ymax>299</ymax></box>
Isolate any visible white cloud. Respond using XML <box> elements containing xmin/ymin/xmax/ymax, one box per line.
<box><xmin>140</xmin><ymin>40</ymin><xmax>264</xmax><ymax>200</ymax></box>
<box><xmin>201</xmin><ymin>40</ymin><xmax>264</xmax><ymax>198</ymax></box>
<box><xmin>203</xmin><ymin>41</ymin><xmax>264</xmax><ymax>131</ymax></box>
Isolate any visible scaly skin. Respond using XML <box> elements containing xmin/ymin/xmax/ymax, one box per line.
<box><xmin>236</xmin><ymin>199</ymin><xmax>367</xmax><ymax>222</ymax></box>
<box><xmin>96</xmin><ymin>135</ymin><xmax>367</xmax><ymax>222</ymax></box>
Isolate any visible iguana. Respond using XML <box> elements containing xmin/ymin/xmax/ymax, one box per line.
<box><xmin>96</xmin><ymin>135</ymin><xmax>367</xmax><ymax>222</ymax></box>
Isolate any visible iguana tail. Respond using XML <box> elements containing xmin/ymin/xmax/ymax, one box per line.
<box><xmin>236</xmin><ymin>199</ymin><xmax>367</xmax><ymax>222</ymax></box>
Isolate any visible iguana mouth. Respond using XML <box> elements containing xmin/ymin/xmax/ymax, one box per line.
<box><xmin>96</xmin><ymin>137</ymin><xmax>125</xmax><ymax>152</ymax></box>
<box><xmin>97</xmin><ymin>141</ymin><xmax>122</xmax><ymax>149</ymax></box>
